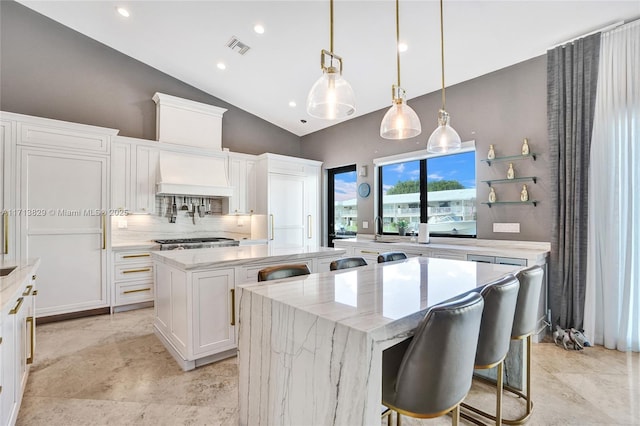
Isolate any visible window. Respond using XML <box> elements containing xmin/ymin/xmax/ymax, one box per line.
<box><xmin>377</xmin><ymin>145</ymin><xmax>476</xmax><ymax>237</ymax></box>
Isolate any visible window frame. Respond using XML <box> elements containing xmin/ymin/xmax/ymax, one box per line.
<box><xmin>373</xmin><ymin>141</ymin><xmax>476</xmax><ymax>238</ymax></box>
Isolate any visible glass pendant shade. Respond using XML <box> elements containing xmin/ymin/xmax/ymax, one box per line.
<box><xmin>380</xmin><ymin>98</ymin><xmax>421</xmax><ymax>139</ymax></box>
<box><xmin>426</xmin><ymin>109</ymin><xmax>462</xmax><ymax>153</ymax></box>
<box><xmin>306</xmin><ymin>68</ymin><xmax>356</xmax><ymax>120</ymax></box>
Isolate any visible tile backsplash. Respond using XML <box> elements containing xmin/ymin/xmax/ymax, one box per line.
<box><xmin>111</xmin><ymin>196</ymin><xmax>252</xmax><ymax>243</ymax></box>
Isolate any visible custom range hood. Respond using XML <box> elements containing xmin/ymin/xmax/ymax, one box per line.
<box><xmin>152</xmin><ymin>92</ymin><xmax>232</xmax><ymax>197</ymax></box>
<box><xmin>156</xmin><ymin>151</ymin><xmax>233</xmax><ymax>197</ymax></box>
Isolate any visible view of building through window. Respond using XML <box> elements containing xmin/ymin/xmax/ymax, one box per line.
<box><xmin>380</xmin><ymin>151</ymin><xmax>476</xmax><ymax>236</ymax></box>
<box><xmin>332</xmin><ymin>168</ymin><xmax>358</xmax><ymax>239</ymax></box>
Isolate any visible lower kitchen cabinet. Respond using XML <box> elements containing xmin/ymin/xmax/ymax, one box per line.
<box><xmin>154</xmin><ymin>262</ymin><xmax>236</xmax><ymax>371</ymax></box>
<box><xmin>112</xmin><ymin>249</ymin><xmax>154</xmax><ymax>311</ymax></box>
<box><xmin>1</xmin><ymin>264</ymin><xmax>38</xmax><ymax>426</ymax></box>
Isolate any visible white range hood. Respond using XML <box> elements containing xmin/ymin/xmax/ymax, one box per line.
<box><xmin>156</xmin><ymin>151</ymin><xmax>233</xmax><ymax>197</ymax></box>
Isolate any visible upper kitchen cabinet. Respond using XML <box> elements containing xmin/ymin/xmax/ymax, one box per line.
<box><xmin>12</xmin><ymin>112</ymin><xmax>116</xmax><ymax>318</ymax></box>
<box><xmin>254</xmin><ymin>154</ymin><xmax>321</xmax><ymax>251</ymax></box>
<box><xmin>111</xmin><ymin>136</ymin><xmax>160</xmax><ymax>214</ymax></box>
<box><xmin>224</xmin><ymin>152</ymin><xmax>257</xmax><ymax>215</ymax></box>
<box><xmin>1</xmin><ymin>117</ymin><xmax>16</xmax><ymax>261</ymax></box>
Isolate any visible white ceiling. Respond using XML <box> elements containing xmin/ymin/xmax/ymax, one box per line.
<box><xmin>17</xmin><ymin>1</ymin><xmax>640</xmax><ymax>137</ymax></box>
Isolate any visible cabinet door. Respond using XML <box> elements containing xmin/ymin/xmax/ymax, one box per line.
<box><xmin>134</xmin><ymin>146</ymin><xmax>159</xmax><ymax>214</ymax></box>
<box><xmin>1</xmin><ymin>119</ymin><xmax>16</xmax><ymax>261</ymax></box>
<box><xmin>19</xmin><ymin>148</ymin><xmax>108</xmax><ymax>317</ymax></box>
<box><xmin>304</xmin><ymin>169</ymin><xmax>319</xmax><ymax>248</ymax></box>
<box><xmin>191</xmin><ymin>269</ymin><xmax>236</xmax><ymax>356</ymax></box>
<box><xmin>111</xmin><ymin>141</ymin><xmax>131</xmax><ymax>212</ymax></box>
<box><xmin>1</xmin><ymin>297</ymin><xmax>18</xmax><ymax>426</ymax></box>
<box><xmin>268</xmin><ymin>173</ymin><xmax>306</xmax><ymax>252</ymax></box>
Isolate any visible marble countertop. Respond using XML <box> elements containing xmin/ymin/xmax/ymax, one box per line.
<box><xmin>1</xmin><ymin>258</ymin><xmax>41</xmax><ymax>306</ymax></box>
<box><xmin>240</xmin><ymin>256</ymin><xmax>520</xmax><ymax>335</ymax></box>
<box><xmin>112</xmin><ymin>241</ymin><xmax>160</xmax><ymax>251</ymax></box>
<box><xmin>152</xmin><ymin>245</ymin><xmax>345</xmax><ymax>270</ymax></box>
<box><xmin>335</xmin><ymin>236</ymin><xmax>550</xmax><ymax>261</ymax></box>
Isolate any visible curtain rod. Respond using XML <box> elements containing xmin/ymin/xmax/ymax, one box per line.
<box><xmin>547</xmin><ymin>20</ymin><xmax>624</xmax><ymax>50</ymax></box>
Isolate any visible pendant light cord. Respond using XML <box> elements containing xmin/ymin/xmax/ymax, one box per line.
<box><xmin>439</xmin><ymin>0</ymin><xmax>446</xmax><ymax>110</ymax></box>
<box><xmin>396</xmin><ymin>0</ymin><xmax>401</xmax><ymax>88</ymax></box>
<box><xmin>330</xmin><ymin>0</ymin><xmax>334</xmax><ymax>53</ymax></box>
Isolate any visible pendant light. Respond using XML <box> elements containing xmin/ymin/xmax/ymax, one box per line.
<box><xmin>306</xmin><ymin>0</ymin><xmax>356</xmax><ymax>120</ymax></box>
<box><xmin>426</xmin><ymin>0</ymin><xmax>461</xmax><ymax>153</ymax></box>
<box><xmin>380</xmin><ymin>0</ymin><xmax>421</xmax><ymax>139</ymax></box>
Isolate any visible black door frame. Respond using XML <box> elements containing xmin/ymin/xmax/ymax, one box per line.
<box><xmin>327</xmin><ymin>164</ymin><xmax>357</xmax><ymax>247</ymax></box>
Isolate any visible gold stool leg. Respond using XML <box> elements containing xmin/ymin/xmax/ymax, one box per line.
<box><xmin>496</xmin><ymin>361</ymin><xmax>503</xmax><ymax>425</ymax></box>
<box><xmin>502</xmin><ymin>334</ymin><xmax>534</xmax><ymax>425</ymax></box>
<box><xmin>452</xmin><ymin>404</ymin><xmax>460</xmax><ymax>426</ymax></box>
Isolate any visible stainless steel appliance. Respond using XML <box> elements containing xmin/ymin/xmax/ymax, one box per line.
<box><xmin>155</xmin><ymin>237</ymin><xmax>239</xmax><ymax>251</ymax></box>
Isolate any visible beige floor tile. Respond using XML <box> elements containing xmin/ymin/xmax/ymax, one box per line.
<box><xmin>19</xmin><ymin>308</ymin><xmax>640</xmax><ymax>425</ymax></box>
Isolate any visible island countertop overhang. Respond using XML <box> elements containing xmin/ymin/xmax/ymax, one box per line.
<box><xmin>151</xmin><ymin>245</ymin><xmax>346</xmax><ymax>270</ymax></box>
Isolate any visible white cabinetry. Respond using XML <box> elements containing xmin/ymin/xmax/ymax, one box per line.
<box><xmin>224</xmin><ymin>152</ymin><xmax>256</xmax><ymax>215</ymax></box>
<box><xmin>1</xmin><ymin>267</ymin><xmax>37</xmax><ymax>426</ymax></box>
<box><xmin>112</xmin><ymin>250</ymin><xmax>154</xmax><ymax>310</ymax></box>
<box><xmin>154</xmin><ymin>262</ymin><xmax>236</xmax><ymax>371</ymax></box>
<box><xmin>1</xmin><ymin>119</ymin><xmax>16</xmax><ymax>262</ymax></box>
<box><xmin>111</xmin><ymin>136</ymin><xmax>159</xmax><ymax>214</ymax></box>
<box><xmin>255</xmin><ymin>154</ymin><xmax>321</xmax><ymax>252</ymax></box>
<box><xmin>14</xmin><ymin>114</ymin><xmax>115</xmax><ymax>318</ymax></box>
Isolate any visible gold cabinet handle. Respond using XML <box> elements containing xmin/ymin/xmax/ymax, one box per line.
<box><xmin>10</xmin><ymin>297</ymin><xmax>24</xmax><ymax>315</ymax></box>
<box><xmin>308</xmin><ymin>215</ymin><xmax>312</xmax><ymax>239</ymax></box>
<box><xmin>102</xmin><ymin>213</ymin><xmax>106</xmax><ymax>250</ymax></box>
<box><xmin>26</xmin><ymin>316</ymin><xmax>34</xmax><ymax>365</ymax></box>
<box><xmin>361</xmin><ymin>250</ymin><xmax>380</xmax><ymax>255</ymax></box>
<box><xmin>123</xmin><ymin>287</ymin><xmax>151</xmax><ymax>294</ymax></box>
<box><xmin>22</xmin><ymin>285</ymin><xmax>33</xmax><ymax>296</ymax></box>
<box><xmin>122</xmin><ymin>268</ymin><xmax>151</xmax><ymax>274</ymax></box>
<box><xmin>230</xmin><ymin>288</ymin><xmax>236</xmax><ymax>326</ymax></box>
<box><xmin>269</xmin><ymin>214</ymin><xmax>274</xmax><ymax>241</ymax></box>
<box><xmin>122</xmin><ymin>254</ymin><xmax>151</xmax><ymax>259</ymax></box>
<box><xmin>3</xmin><ymin>212</ymin><xmax>8</xmax><ymax>254</ymax></box>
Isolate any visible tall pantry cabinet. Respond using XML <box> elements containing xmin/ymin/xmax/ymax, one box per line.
<box><xmin>9</xmin><ymin>113</ymin><xmax>117</xmax><ymax>317</ymax></box>
<box><xmin>254</xmin><ymin>153</ymin><xmax>321</xmax><ymax>252</ymax></box>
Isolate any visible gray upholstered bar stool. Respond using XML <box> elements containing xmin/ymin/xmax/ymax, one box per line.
<box><xmin>463</xmin><ymin>265</ymin><xmax>544</xmax><ymax>425</ymax></box>
<box><xmin>381</xmin><ymin>292</ymin><xmax>485</xmax><ymax>426</ymax></box>
<box><xmin>377</xmin><ymin>252</ymin><xmax>408</xmax><ymax>263</ymax></box>
<box><xmin>257</xmin><ymin>264</ymin><xmax>310</xmax><ymax>282</ymax></box>
<box><xmin>329</xmin><ymin>257</ymin><xmax>367</xmax><ymax>271</ymax></box>
<box><xmin>461</xmin><ymin>274</ymin><xmax>520</xmax><ymax>425</ymax></box>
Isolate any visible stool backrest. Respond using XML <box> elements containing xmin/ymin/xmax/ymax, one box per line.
<box><xmin>377</xmin><ymin>252</ymin><xmax>408</xmax><ymax>263</ymax></box>
<box><xmin>475</xmin><ymin>275</ymin><xmax>520</xmax><ymax>368</ymax></box>
<box><xmin>512</xmin><ymin>266</ymin><xmax>544</xmax><ymax>338</ymax></box>
<box><xmin>329</xmin><ymin>257</ymin><xmax>367</xmax><ymax>271</ymax></box>
<box><xmin>392</xmin><ymin>292</ymin><xmax>484</xmax><ymax>416</ymax></box>
<box><xmin>257</xmin><ymin>264</ymin><xmax>310</xmax><ymax>282</ymax></box>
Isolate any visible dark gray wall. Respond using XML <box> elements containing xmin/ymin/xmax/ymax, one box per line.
<box><xmin>301</xmin><ymin>56</ymin><xmax>550</xmax><ymax>242</ymax></box>
<box><xmin>0</xmin><ymin>1</ymin><xmax>301</xmax><ymax>157</ymax></box>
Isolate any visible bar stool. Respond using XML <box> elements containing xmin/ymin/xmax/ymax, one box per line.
<box><xmin>463</xmin><ymin>266</ymin><xmax>544</xmax><ymax>425</ymax></box>
<box><xmin>381</xmin><ymin>292</ymin><xmax>485</xmax><ymax>426</ymax></box>
<box><xmin>461</xmin><ymin>275</ymin><xmax>520</xmax><ymax>425</ymax></box>
<box><xmin>329</xmin><ymin>257</ymin><xmax>367</xmax><ymax>271</ymax></box>
<box><xmin>257</xmin><ymin>264</ymin><xmax>310</xmax><ymax>282</ymax></box>
<box><xmin>377</xmin><ymin>252</ymin><xmax>408</xmax><ymax>263</ymax></box>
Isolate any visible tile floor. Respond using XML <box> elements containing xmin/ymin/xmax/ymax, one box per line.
<box><xmin>16</xmin><ymin>308</ymin><xmax>639</xmax><ymax>425</ymax></box>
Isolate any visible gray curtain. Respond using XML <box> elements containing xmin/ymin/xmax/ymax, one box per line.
<box><xmin>548</xmin><ymin>33</ymin><xmax>601</xmax><ymax>330</ymax></box>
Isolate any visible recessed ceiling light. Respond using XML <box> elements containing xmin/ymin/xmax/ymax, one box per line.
<box><xmin>116</xmin><ymin>7</ymin><xmax>130</xmax><ymax>18</ymax></box>
<box><xmin>254</xmin><ymin>24</ymin><xmax>265</xmax><ymax>34</ymax></box>
<box><xmin>289</xmin><ymin>101</ymin><xmax>297</xmax><ymax>108</ymax></box>
<box><xmin>398</xmin><ymin>42</ymin><xmax>408</xmax><ymax>53</ymax></box>
<box><xmin>217</xmin><ymin>62</ymin><xmax>226</xmax><ymax>70</ymax></box>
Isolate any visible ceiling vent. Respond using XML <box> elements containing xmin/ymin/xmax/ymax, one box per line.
<box><xmin>226</xmin><ymin>36</ymin><xmax>250</xmax><ymax>55</ymax></box>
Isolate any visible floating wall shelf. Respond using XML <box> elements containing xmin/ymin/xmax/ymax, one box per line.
<box><xmin>481</xmin><ymin>153</ymin><xmax>537</xmax><ymax>166</ymax></box>
<box><xmin>482</xmin><ymin>200</ymin><xmax>539</xmax><ymax>208</ymax></box>
<box><xmin>482</xmin><ymin>176</ymin><xmax>537</xmax><ymax>187</ymax></box>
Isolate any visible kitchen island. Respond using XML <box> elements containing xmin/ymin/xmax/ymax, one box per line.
<box><xmin>152</xmin><ymin>245</ymin><xmax>345</xmax><ymax>370</ymax></box>
<box><xmin>238</xmin><ymin>256</ymin><xmax>522</xmax><ymax>426</ymax></box>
